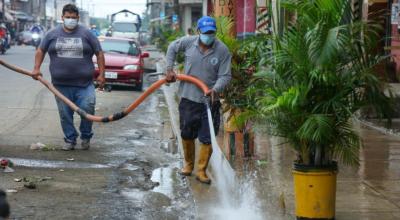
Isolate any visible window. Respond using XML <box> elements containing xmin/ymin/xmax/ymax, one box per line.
<box><xmin>100</xmin><ymin>39</ymin><xmax>139</xmax><ymax>56</ymax></box>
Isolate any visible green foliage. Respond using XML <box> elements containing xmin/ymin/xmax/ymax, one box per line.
<box><xmin>247</xmin><ymin>0</ymin><xmax>393</xmax><ymax>166</ymax></box>
<box><xmin>215</xmin><ymin>16</ymin><xmax>270</xmax><ymax>129</ymax></box>
<box><xmin>151</xmin><ymin>24</ymin><xmax>184</xmax><ymax>63</ymax></box>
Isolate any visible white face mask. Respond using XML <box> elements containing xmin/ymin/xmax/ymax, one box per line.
<box><xmin>63</xmin><ymin>18</ymin><xmax>78</xmax><ymax>30</ymax></box>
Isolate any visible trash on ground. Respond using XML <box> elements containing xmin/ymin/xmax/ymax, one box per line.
<box><xmin>41</xmin><ymin>176</ymin><xmax>52</xmax><ymax>181</ymax></box>
<box><xmin>66</xmin><ymin>158</ymin><xmax>75</xmax><ymax>161</ymax></box>
<box><xmin>59</xmin><ymin>169</ymin><xmax>64</xmax><ymax>172</ymax></box>
<box><xmin>1</xmin><ymin>158</ymin><xmax>13</xmax><ymax>167</ymax></box>
<box><xmin>1</xmin><ymin>158</ymin><xmax>15</xmax><ymax>173</ymax></box>
<box><xmin>30</xmin><ymin>142</ymin><xmax>46</xmax><ymax>150</ymax></box>
<box><xmin>14</xmin><ymin>178</ymin><xmax>22</xmax><ymax>182</ymax></box>
<box><xmin>5</xmin><ymin>189</ymin><xmax>17</xmax><ymax>193</ymax></box>
<box><xmin>3</xmin><ymin>166</ymin><xmax>15</xmax><ymax>173</ymax></box>
<box><xmin>24</xmin><ymin>181</ymin><xmax>37</xmax><ymax>189</ymax></box>
<box><xmin>30</xmin><ymin>142</ymin><xmax>56</xmax><ymax>151</ymax></box>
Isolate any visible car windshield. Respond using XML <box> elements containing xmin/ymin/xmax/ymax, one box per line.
<box><xmin>113</xmin><ymin>22</ymin><xmax>138</xmax><ymax>33</ymax></box>
<box><xmin>100</xmin><ymin>39</ymin><xmax>139</xmax><ymax>56</ymax></box>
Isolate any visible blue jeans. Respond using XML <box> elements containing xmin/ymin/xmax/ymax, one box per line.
<box><xmin>55</xmin><ymin>84</ymin><xmax>96</xmax><ymax>144</ymax></box>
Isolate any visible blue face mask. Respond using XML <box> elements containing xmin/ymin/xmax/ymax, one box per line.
<box><xmin>199</xmin><ymin>33</ymin><xmax>215</xmax><ymax>46</ymax></box>
<box><xmin>63</xmin><ymin>18</ymin><xmax>78</xmax><ymax>30</ymax></box>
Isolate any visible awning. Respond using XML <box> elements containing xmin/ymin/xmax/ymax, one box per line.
<box><xmin>4</xmin><ymin>11</ymin><xmax>14</xmax><ymax>21</ymax></box>
<box><xmin>8</xmin><ymin>10</ymin><xmax>34</xmax><ymax>22</ymax></box>
<box><xmin>0</xmin><ymin>10</ymin><xmax>16</xmax><ymax>22</ymax></box>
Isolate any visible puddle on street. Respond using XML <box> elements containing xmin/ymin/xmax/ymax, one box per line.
<box><xmin>109</xmin><ymin>149</ymin><xmax>137</xmax><ymax>158</ymax></box>
<box><xmin>8</xmin><ymin>157</ymin><xmax>111</xmax><ymax>169</ymax></box>
<box><xmin>150</xmin><ymin>166</ymin><xmax>176</xmax><ymax>198</ymax></box>
<box><xmin>160</xmin><ymin>140</ymin><xmax>178</xmax><ymax>154</ymax></box>
<box><xmin>121</xmin><ymin>188</ymin><xmax>146</xmax><ymax>201</ymax></box>
<box><xmin>120</xmin><ymin>163</ymin><xmax>140</xmax><ymax>171</ymax></box>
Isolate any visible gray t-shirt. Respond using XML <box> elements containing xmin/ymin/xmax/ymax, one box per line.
<box><xmin>40</xmin><ymin>25</ymin><xmax>102</xmax><ymax>87</ymax></box>
<box><xmin>166</xmin><ymin>36</ymin><xmax>232</xmax><ymax>103</ymax></box>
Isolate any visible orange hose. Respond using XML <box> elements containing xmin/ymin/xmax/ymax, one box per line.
<box><xmin>0</xmin><ymin>60</ymin><xmax>209</xmax><ymax>123</ymax></box>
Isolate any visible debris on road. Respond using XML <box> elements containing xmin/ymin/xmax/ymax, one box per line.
<box><xmin>24</xmin><ymin>181</ymin><xmax>36</xmax><ymax>189</ymax></box>
<box><xmin>5</xmin><ymin>189</ymin><xmax>17</xmax><ymax>193</ymax></box>
<box><xmin>1</xmin><ymin>158</ymin><xmax>15</xmax><ymax>173</ymax></box>
<box><xmin>3</xmin><ymin>166</ymin><xmax>15</xmax><ymax>173</ymax></box>
<box><xmin>20</xmin><ymin>176</ymin><xmax>53</xmax><ymax>189</ymax></box>
<box><xmin>30</xmin><ymin>142</ymin><xmax>46</xmax><ymax>150</ymax></box>
<box><xmin>30</xmin><ymin>142</ymin><xmax>56</xmax><ymax>151</ymax></box>
<box><xmin>41</xmin><ymin>177</ymin><xmax>53</xmax><ymax>181</ymax></box>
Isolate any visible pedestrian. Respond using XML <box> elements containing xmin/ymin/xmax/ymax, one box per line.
<box><xmin>186</xmin><ymin>27</ymin><xmax>193</xmax><ymax>36</ymax></box>
<box><xmin>31</xmin><ymin>4</ymin><xmax>105</xmax><ymax>151</ymax></box>
<box><xmin>165</xmin><ymin>16</ymin><xmax>232</xmax><ymax>184</ymax></box>
<box><xmin>0</xmin><ymin>190</ymin><xmax>10</xmax><ymax>220</ymax></box>
<box><xmin>0</xmin><ymin>24</ymin><xmax>9</xmax><ymax>49</ymax></box>
<box><xmin>90</xmin><ymin>24</ymin><xmax>100</xmax><ymax>37</ymax></box>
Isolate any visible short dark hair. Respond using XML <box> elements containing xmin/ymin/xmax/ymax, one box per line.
<box><xmin>62</xmin><ymin>4</ymin><xmax>79</xmax><ymax>16</ymax></box>
<box><xmin>0</xmin><ymin>190</ymin><xmax>10</xmax><ymax>218</ymax></box>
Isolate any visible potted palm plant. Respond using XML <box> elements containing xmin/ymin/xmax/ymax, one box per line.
<box><xmin>248</xmin><ymin>0</ymin><xmax>393</xmax><ymax>219</ymax></box>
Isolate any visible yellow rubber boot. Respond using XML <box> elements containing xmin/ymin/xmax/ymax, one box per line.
<box><xmin>180</xmin><ymin>139</ymin><xmax>195</xmax><ymax>176</ymax></box>
<box><xmin>196</xmin><ymin>143</ymin><xmax>213</xmax><ymax>184</ymax></box>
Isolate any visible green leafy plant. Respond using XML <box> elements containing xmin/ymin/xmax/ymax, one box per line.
<box><xmin>247</xmin><ymin>0</ymin><xmax>393</xmax><ymax>166</ymax></box>
<box><xmin>151</xmin><ymin>23</ymin><xmax>184</xmax><ymax>53</ymax></box>
<box><xmin>215</xmin><ymin>16</ymin><xmax>270</xmax><ymax>131</ymax></box>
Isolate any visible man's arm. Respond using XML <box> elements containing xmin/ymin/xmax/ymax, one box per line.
<box><xmin>95</xmin><ymin>51</ymin><xmax>105</xmax><ymax>88</ymax></box>
<box><xmin>165</xmin><ymin>36</ymin><xmax>192</xmax><ymax>82</ymax></box>
<box><xmin>31</xmin><ymin>48</ymin><xmax>45</xmax><ymax>80</ymax></box>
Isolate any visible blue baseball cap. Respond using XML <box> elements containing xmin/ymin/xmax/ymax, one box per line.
<box><xmin>197</xmin><ymin>16</ymin><xmax>216</xmax><ymax>33</ymax></box>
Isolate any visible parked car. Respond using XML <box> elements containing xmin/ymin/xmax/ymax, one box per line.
<box><xmin>93</xmin><ymin>37</ymin><xmax>149</xmax><ymax>91</ymax></box>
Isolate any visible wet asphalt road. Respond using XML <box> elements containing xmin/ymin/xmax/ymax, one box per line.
<box><xmin>0</xmin><ymin>46</ymin><xmax>195</xmax><ymax>219</ymax></box>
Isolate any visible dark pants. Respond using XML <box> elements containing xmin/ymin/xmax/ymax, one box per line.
<box><xmin>179</xmin><ymin>98</ymin><xmax>221</xmax><ymax>144</ymax></box>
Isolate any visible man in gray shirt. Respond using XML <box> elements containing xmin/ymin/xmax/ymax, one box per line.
<box><xmin>31</xmin><ymin>4</ymin><xmax>105</xmax><ymax>151</ymax></box>
<box><xmin>166</xmin><ymin>16</ymin><xmax>232</xmax><ymax>184</ymax></box>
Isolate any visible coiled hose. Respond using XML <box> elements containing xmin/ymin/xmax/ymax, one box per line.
<box><xmin>0</xmin><ymin>60</ymin><xmax>209</xmax><ymax>123</ymax></box>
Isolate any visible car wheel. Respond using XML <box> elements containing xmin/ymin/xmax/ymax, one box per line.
<box><xmin>136</xmin><ymin>74</ymin><xmax>144</xmax><ymax>91</ymax></box>
<box><xmin>104</xmin><ymin>85</ymin><xmax>112</xmax><ymax>92</ymax></box>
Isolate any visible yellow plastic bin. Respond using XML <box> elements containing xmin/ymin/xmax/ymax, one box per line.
<box><xmin>293</xmin><ymin>162</ymin><xmax>338</xmax><ymax>220</ymax></box>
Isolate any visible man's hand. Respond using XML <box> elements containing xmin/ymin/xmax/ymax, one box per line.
<box><xmin>165</xmin><ymin>69</ymin><xmax>177</xmax><ymax>83</ymax></box>
<box><xmin>97</xmin><ymin>74</ymin><xmax>106</xmax><ymax>89</ymax></box>
<box><xmin>31</xmin><ymin>69</ymin><xmax>42</xmax><ymax>80</ymax></box>
<box><xmin>206</xmin><ymin>89</ymin><xmax>217</xmax><ymax>104</ymax></box>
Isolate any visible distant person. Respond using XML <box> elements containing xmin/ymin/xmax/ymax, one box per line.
<box><xmin>90</xmin><ymin>24</ymin><xmax>100</xmax><ymax>37</ymax></box>
<box><xmin>0</xmin><ymin>190</ymin><xmax>10</xmax><ymax>220</ymax></box>
<box><xmin>186</xmin><ymin>27</ymin><xmax>193</xmax><ymax>36</ymax></box>
<box><xmin>105</xmin><ymin>26</ymin><xmax>112</xmax><ymax>37</ymax></box>
<box><xmin>31</xmin><ymin>4</ymin><xmax>105</xmax><ymax>151</ymax></box>
<box><xmin>0</xmin><ymin>24</ymin><xmax>9</xmax><ymax>48</ymax></box>
<box><xmin>9</xmin><ymin>23</ymin><xmax>16</xmax><ymax>44</ymax></box>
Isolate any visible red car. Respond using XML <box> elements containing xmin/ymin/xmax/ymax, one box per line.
<box><xmin>93</xmin><ymin>37</ymin><xmax>149</xmax><ymax>91</ymax></box>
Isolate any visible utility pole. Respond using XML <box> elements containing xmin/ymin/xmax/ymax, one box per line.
<box><xmin>1</xmin><ymin>0</ymin><xmax>4</xmax><ymax>22</ymax></box>
<box><xmin>173</xmin><ymin>0</ymin><xmax>179</xmax><ymax>25</ymax></box>
<box><xmin>44</xmin><ymin>0</ymin><xmax>47</xmax><ymax>28</ymax></box>
<box><xmin>161</xmin><ymin>0</ymin><xmax>165</xmax><ymax>19</ymax></box>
